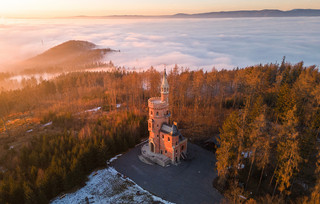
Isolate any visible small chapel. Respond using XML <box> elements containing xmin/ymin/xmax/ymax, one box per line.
<box><xmin>145</xmin><ymin>69</ymin><xmax>188</xmax><ymax>165</ymax></box>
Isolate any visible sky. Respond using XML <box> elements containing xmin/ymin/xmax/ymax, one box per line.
<box><xmin>0</xmin><ymin>0</ymin><xmax>320</xmax><ymax>18</ymax></box>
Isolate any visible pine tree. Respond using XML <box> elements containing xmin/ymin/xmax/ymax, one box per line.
<box><xmin>274</xmin><ymin>106</ymin><xmax>302</xmax><ymax>195</ymax></box>
<box><xmin>246</xmin><ymin>113</ymin><xmax>267</xmax><ymax>189</ymax></box>
<box><xmin>216</xmin><ymin>112</ymin><xmax>240</xmax><ymax>183</ymax></box>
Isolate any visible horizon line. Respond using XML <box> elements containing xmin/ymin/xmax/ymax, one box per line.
<box><xmin>2</xmin><ymin>8</ymin><xmax>320</xmax><ymax>19</ymax></box>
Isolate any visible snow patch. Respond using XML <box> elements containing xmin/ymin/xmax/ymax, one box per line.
<box><xmin>85</xmin><ymin>107</ymin><xmax>101</xmax><ymax>113</ymax></box>
<box><xmin>42</xmin><ymin>121</ymin><xmax>52</xmax><ymax>127</ymax></box>
<box><xmin>238</xmin><ymin>164</ymin><xmax>245</xmax><ymax>169</ymax></box>
<box><xmin>26</xmin><ymin>129</ymin><xmax>33</xmax><ymax>133</ymax></box>
<box><xmin>116</xmin><ymin>104</ymin><xmax>121</xmax><ymax>108</ymax></box>
<box><xmin>108</xmin><ymin>154</ymin><xmax>123</xmax><ymax>164</ymax></box>
<box><xmin>50</xmin><ymin>167</ymin><xmax>173</xmax><ymax>204</ymax></box>
<box><xmin>9</xmin><ymin>146</ymin><xmax>14</xmax><ymax>150</ymax></box>
<box><xmin>239</xmin><ymin>195</ymin><xmax>247</xmax><ymax>200</ymax></box>
<box><xmin>241</xmin><ymin>151</ymin><xmax>252</xmax><ymax>159</ymax></box>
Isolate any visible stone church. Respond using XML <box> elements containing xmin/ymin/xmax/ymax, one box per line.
<box><xmin>146</xmin><ymin>69</ymin><xmax>188</xmax><ymax>165</ymax></box>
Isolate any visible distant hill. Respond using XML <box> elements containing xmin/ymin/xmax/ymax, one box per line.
<box><xmin>76</xmin><ymin>9</ymin><xmax>320</xmax><ymax>19</ymax></box>
<box><xmin>172</xmin><ymin>9</ymin><xmax>320</xmax><ymax>18</ymax></box>
<box><xmin>16</xmin><ymin>40</ymin><xmax>116</xmax><ymax>73</ymax></box>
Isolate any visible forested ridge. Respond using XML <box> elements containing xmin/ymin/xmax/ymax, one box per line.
<box><xmin>0</xmin><ymin>60</ymin><xmax>319</xmax><ymax>203</ymax></box>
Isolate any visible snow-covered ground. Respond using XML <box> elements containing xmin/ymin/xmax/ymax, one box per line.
<box><xmin>51</xmin><ymin>156</ymin><xmax>173</xmax><ymax>204</ymax></box>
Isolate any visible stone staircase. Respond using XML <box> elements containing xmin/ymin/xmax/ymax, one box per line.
<box><xmin>140</xmin><ymin>143</ymin><xmax>171</xmax><ymax>167</ymax></box>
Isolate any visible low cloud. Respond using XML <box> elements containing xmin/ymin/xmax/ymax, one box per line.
<box><xmin>0</xmin><ymin>17</ymin><xmax>319</xmax><ymax>72</ymax></box>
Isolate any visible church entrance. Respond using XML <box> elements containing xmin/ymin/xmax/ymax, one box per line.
<box><xmin>150</xmin><ymin>142</ymin><xmax>155</xmax><ymax>153</ymax></box>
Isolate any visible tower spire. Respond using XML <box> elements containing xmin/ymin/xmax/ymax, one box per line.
<box><xmin>161</xmin><ymin>68</ymin><xmax>169</xmax><ymax>103</ymax></box>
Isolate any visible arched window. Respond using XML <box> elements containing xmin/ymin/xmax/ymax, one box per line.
<box><xmin>168</xmin><ymin>137</ymin><xmax>170</xmax><ymax>142</ymax></box>
<box><xmin>156</xmin><ymin>112</ymin><xmax>159</xmax><ymax>116</ymax></box>
<box><xmin>181</xmin><ymin>145</ymin><xmax>184</xmax><ymax>151</ymax></box>
<box><xmin>151</xmin><ymin>111</ymin><xmax>153</xmax><ymax>115</ymax></box>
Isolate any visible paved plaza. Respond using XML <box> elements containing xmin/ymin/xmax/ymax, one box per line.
<box><xmin>112</xmin><ymin>142</ymin><xmax>223</xmax><ymax>204</ymax></box>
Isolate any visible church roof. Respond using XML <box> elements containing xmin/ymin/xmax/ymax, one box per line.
<box><xmin>160</xmin><ymin>123</ymin><xmax>180</xmax><ymax>136</ymax></box>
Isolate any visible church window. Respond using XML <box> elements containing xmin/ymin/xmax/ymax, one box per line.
<box><xmin>168</xmin><ymin>137</ymin><xmax>170</xmax><ymax>142</ymax></box>
<box><xmin>156</xmin><ymin>112</ymin><xmax>159</xmax><ymax>116</ymax></box>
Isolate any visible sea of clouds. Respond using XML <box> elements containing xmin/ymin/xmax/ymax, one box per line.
<box><xmin>0</xmin><ymin>17</ymin><xmax>319</xmax><ymax>72</ymax></box>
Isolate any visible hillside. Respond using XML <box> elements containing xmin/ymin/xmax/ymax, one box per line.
<box><xmin>16</xmin><ymin>40</ymin><xmax>116</xmax><ymax>73</ymax></box>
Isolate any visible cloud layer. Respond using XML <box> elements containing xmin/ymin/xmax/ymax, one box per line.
<box><xmin>0</xmin><ymin>17</ymin><xmax>319</xmax><ymax>71</ymax></box>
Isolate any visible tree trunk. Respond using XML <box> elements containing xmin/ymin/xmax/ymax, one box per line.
<box><xmin>257</xmin><ymin>166</ymin><xmax>265</xmax><ymax>192</ymax></box>
<box><xmin>269</xmin><ymin>162</ymin><xmax>278</xmax><ymax>187</ymax></box>
<box><xmin>288</xmin><ymin>177</ymin><xmax>295</xmax><ymax>200</ymax></box>
<box><xmin>272</xmin><ymin>180</ymin><xmax>278</xmax><ymax>199</ymax></box>
<box><xmin>245</xmin><ymin>154</ymin><xmax>255</xmax><ymax>190</ymax></box>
